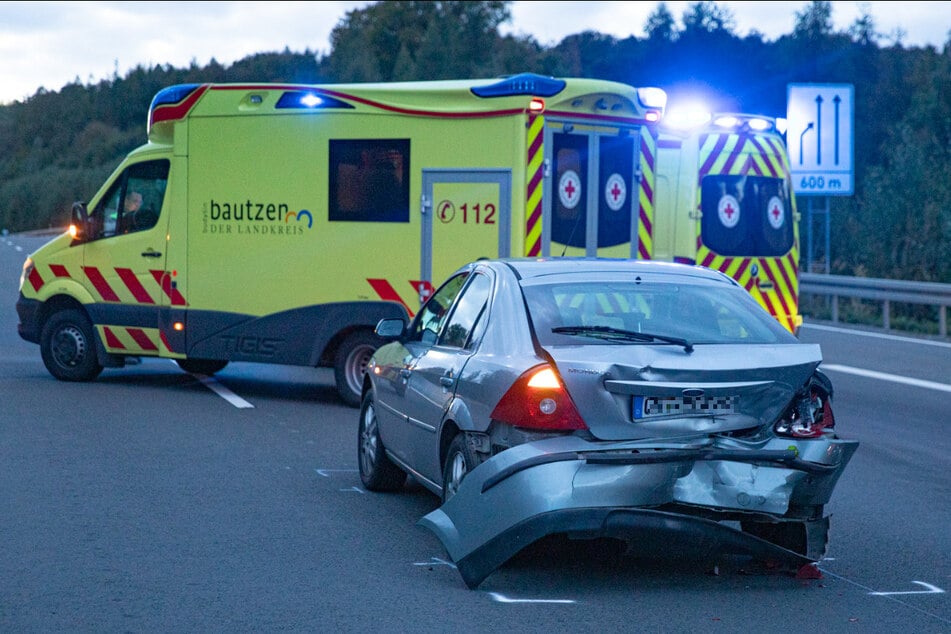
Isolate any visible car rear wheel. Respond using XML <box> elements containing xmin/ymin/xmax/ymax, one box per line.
<box><xmin>358</xmin><ymin>392</ymin><xmax>407</xmax><ymax>492</ymax></box>
<box><xmin>40</xmin><ymin>309</ymin><xmax>103</xmax><ymax>382</ymax></box>
<box><xmin>335</xmin><ymin>330</ymin><xmax>381</xmax><ymax>408</ymax></box>
<box><xmin>442</xmin><ymin>434</ymin><xmax>477</xmax><ymax>503</ymax></box>
<box><xmin>176</xmin><ymin>358</ymin><xmax>229</xmax><ymax>375</ymax></box>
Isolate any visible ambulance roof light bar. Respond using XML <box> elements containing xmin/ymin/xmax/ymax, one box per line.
<box><xmin>471</xmin><ymin>73</ymin><xmax>567</xmax><ymax>98</ymax></box>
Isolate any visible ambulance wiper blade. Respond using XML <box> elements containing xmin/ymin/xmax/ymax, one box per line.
<box><xmin>551</xmin><ymin>325</ymin><xmax>694</xmax><ymax>353</ymax></box>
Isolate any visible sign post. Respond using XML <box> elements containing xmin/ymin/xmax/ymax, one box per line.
<box><xmin>787</xmin><ymin>83</ymin><xmax>855</xmax><ymax>273</ymax></box>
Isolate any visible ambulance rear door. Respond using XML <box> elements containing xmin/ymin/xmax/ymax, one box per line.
<box><xmin>544</xmin><ymin>125</ymin><xmax>640</xmax><ymax>258</ymax></box>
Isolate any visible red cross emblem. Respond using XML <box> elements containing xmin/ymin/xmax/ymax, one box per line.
<box><xmin>558</xmin><ymin>170</ymin><xmax>581</xmax><ymax>209</ymax></box>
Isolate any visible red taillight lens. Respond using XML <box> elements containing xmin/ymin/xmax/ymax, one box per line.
<box><xmin>490</xmin><ymin>365</ymin><xmax>587</xmax><ymax>431</ymax></box>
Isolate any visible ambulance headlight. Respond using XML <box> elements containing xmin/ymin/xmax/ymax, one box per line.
<box><xmin>20</xmin><ymin>257</ymin><xmax>33</xmax><ymax>289</ymax></box>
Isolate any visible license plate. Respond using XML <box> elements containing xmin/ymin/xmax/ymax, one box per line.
<box><xmin>633</xmin><ymin>395</ymin><xmax>737</xmax><ymax>420</ymax></box>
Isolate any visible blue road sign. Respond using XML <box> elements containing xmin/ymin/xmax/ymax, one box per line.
<box><xmin>787</xmin><ymin>83</ymin><xmax>854</xmax><ymax>196</ymax></box>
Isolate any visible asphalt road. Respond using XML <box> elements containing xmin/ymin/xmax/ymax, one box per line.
<box><xmin>2</xmin><ymin>232</ymin><xmax>949</xmax><ymax>632</ymax></box>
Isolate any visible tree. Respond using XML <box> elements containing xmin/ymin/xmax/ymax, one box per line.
<box><xmin>644</xmin><ymin>2</ymin><xmax>677</xmax><ymax>43</ymax></box>
<box><xmin>680</xmin><ymin>1</ymin><xmax>735</xmax><ymax>36</ymax></box>
<box><xmin>793</xmin><ymin>1</ymin><xmax>834</xmax><ymax>40</ymax></box>
<box><xmin>323</xmin><ymin>1</ymin><xmax>518</xmax><ymax>82</ymax></box>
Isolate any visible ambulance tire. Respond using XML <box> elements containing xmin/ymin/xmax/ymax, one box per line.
<box><xmin>334</xmin><ymin>330</ymin><xmax>382</xmax><ymax>408</ymax></box>
<box><xmin>40</xmin><ymin>308</ymin><xmax>103</xmax><ymax>382</ymax></box>
<box><xmin>176</xmin><ymin>358</ymin><xmax>229</xmax><ymax>375</ymax></box>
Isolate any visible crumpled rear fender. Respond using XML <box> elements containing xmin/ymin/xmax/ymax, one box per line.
<box><xmin>422</xmin><ymin>506</ymin><xmax>821</xmax><ymax>589</ymax></box>
<box><xmin>418</xmin><ymin>435</ymin><xmax>857</xmax><ymax>589</ymax></box>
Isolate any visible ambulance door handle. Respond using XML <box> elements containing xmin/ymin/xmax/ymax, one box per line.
<box><xmin>141</xmin><ymin>249</ymin><xmax>162</xmax><ymax>258</ymax></box>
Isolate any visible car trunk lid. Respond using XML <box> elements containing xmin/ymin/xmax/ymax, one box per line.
<box><xmin>546</xmin><ymin>343</ymin><xmax>822</xmax><ymax>440</ymax></box>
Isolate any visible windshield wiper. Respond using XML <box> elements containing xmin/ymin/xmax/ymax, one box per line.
<box><xmin>552</xmin><ymin>325</ymin><xmax>694</xmax><ymax>353</ymax></box>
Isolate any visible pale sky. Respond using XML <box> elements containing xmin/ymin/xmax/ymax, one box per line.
<box><xmin>1</xmin><ymin>1</ymin><xmax>948</xmax><ymax>105</ymax></box>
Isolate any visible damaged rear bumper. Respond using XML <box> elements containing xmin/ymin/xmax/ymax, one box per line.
<box><xmin>419</xmin><ymin>436</ymin><xmax>858</xmax><ymax>589</ymax></box>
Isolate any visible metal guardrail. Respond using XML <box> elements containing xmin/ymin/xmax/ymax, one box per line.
<box><xmin>800</xmin><ymin>273</ymin><xmax>951</xmax><ymax>337</ymax></box>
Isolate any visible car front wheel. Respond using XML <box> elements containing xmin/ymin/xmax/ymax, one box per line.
<box><xmin>358</xmin><ymin>391</ymin><xmax>407</xmax><ymax>492</ymax></box>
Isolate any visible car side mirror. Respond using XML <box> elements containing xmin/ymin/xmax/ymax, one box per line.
<box><xmin>375</xmin><ymin>317</ymin><xmax>406</xmax><ymax>340</ymax></box>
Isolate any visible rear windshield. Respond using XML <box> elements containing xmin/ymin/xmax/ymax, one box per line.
<box><xmin>522</xmin><ymin>279</ymin><xmax>796</xmax><ymax>346</ymax></box>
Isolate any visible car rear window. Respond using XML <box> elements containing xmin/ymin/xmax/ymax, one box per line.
<box><xmin>522</xmin><ymin>279</ymin><xmax>796</xmax><ymax>346</ymax></box>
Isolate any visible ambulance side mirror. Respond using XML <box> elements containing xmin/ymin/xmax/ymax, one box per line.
<box><xmin>69</xmin><ymin>201</ymin><xmax>91</xmax><ymax>243</ymax></box>
<box><xmin>375</xmin><ymin>317</ymin><xmax>406</xmax><ymax>340</ymax></box>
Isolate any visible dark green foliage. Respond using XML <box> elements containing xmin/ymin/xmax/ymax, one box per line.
<box><xmin>1</xmin><ymin>0</ymin><xmax>949</xmax><ymax>284</ymax></box>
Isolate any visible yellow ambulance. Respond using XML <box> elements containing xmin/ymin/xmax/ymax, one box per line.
<box><xmin>653</xmin><ymin>109</ymin><xmax>802</xmax><ymax>334</ymax></box>
<box><xmin>16</xmin><ymin>73</ymin><xmax>666</xmax><ymax>406</ymax></box>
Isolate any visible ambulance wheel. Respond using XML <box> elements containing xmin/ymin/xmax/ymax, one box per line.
<box><xmin>176</xmin><ymin>358</ymin><xmax>229</xmax><ymax>375</ymax></box>
<box><xmin>40</xmin><ymin>308</ymin><xmax>103</xmax><ymax>382</ymax></box>
<box><xmin>334</xmin><ymin>330</ymin><xmax>381</xmax><ymax>408</ymax></box>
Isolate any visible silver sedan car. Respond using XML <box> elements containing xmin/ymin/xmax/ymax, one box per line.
<box><xmin>358</xmin><ymin>258</ymin><xmax>858</xmax><ymax>589</ymax></box>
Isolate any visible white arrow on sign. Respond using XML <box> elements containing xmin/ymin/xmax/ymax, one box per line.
<box><xmin>868</xmin><ymin>581</ymin><xmax>945</xmax><ymax>596</ymax></box>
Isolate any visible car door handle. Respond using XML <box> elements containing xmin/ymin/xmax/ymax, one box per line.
<box><xmin>399</xmin><ymin>368</ymin><xmax>412</xmax><ymax>379</ymax></box>
<box><xmin>141</xmin><ymin>249</ymin><xmax>162</xmax><ymax>258</ymax></box>
<box><xmin>440</xmin><ymin>376</ymin><xmax>454</xmax><ymax>388</ymax></box>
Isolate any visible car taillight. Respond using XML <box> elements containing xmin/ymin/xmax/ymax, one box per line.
<box><xmin>490</xmin><ymin>365</ymin><xmax>587</xmax><ymax>431</ymax></box>
<box><xmin>774</xmin><ymin>384</ymin><xmax>835</xmax><ymax>439</ymax></box>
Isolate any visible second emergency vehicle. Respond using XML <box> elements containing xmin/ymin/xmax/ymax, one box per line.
<box><xmin>17</xmin><ymin>73</ymin><xmax>666</xmax><ymax>406</ymax></box>
<box><xmin>652</xmin><ymin>109</ymin><xmax>801</xmax><ymax>334</ymax></box>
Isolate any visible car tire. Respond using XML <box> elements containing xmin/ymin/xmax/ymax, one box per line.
<box><xmin>358</xmin><ymin>391</ymin><xmax>407</xmax><ymax>492</ymax></box>
<box><xmin>40</xmin><ymin>308</ymin><xmax>104</xmax><ymax>382</ymax></box>
<box><xmin>442</xmin><ymin>433</ymin><xmax>477</xmax><ymax>503</ymax></box>
<box><xmin>334</xmin><ymin>330</ymin><xmax>382</xmax><ymax>408</ymax></box>
<box><xmin>176</xmin><ymin>358</ymin><xmax>229</xmax><ymax>375</ymax></box>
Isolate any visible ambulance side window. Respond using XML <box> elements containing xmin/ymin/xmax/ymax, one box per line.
<box><xmin>328</xmin><ymin>139</ymin><xmax>409</xmax><ymax>223</ymax></box>
<box><xmin>91</xmin><ymin>160</ymin><xmax>170</xmax><ymax>240</ymax></box>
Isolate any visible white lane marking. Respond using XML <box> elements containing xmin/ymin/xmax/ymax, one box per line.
<box><xmin>195</xmin><ymin>374</ymin><xmax>254</xmax><ymax>408</ymax></box>
<box><xmin>488</xmin><ymin>592</ymin><xmax>576</xmax><ymax>604</ymax></box>
<box><xmin>340</xmin><ymin>486</ymin><xmax>364</xmax><ymax>493</ymax></box>
<box><xmin>821</xmin><ymin>364</ymin><xmax>951</xmax><ymax>394</ymax></box>
<box><xmin>803</xmin><ymin>323</ymin><xmax>951</xmax><ymax>348</ymax></box>
<box><xmin>414</xmin><ymin>557</ymin><xmax>457</xmax><ymax>569</ymax></box>
<box><xmin>315</xmin><ymin>468</ymin><xmax>359</xmax><ymax>477</ymax></box>
<box><xmin>869</xmin><ymin>581</ymin><xmax>945</xmax><ymax>596</ymax></box>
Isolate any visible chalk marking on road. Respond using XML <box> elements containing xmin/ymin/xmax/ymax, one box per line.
<box><xmin>802</xmin><ymin>323</ymin><xmax>951</xmax><ymax>349</ymax></box>
<box><xmin>869</xmin><ymin>581</ymin><xmax>945</xmax><ymax>596</ymax></box>
<box><xmin>821</xmin><ymin>363</ymin><xmax>951</xmax><ymax>394</ymax></box>
<box><xmin>820</xmin><ymin>568</ymin><xmax>951</xmax><ymax>625</ymax></box>
<box><xmin>488</xmin><ymin>592</ymin><xmax>576</xmax><ymax>605</ymax></box>
<box><xmin>315</xmin><ymin>468</ymin><xmax>359</xmax><ymax>477</ymax></box>
<box><xmin>195</xmin><ymin>374</ymin><xmax>255</xmax><ymax>408</ymax></box>
<box><xmin>414</xmin><ymin>557</ymin><xmax>457</xmax><ymax>569</ymax></box>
